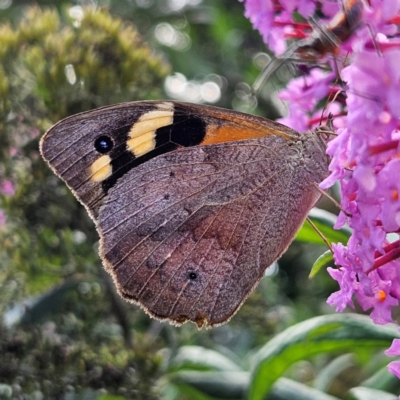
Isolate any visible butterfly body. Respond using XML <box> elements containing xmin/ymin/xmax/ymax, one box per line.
<box><xmin>40</xmin><ymin>101</ymin><xmax>331</xmax><ymax>328</ymax></box>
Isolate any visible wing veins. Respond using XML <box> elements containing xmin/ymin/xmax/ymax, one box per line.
<box><xmin>100</xmin><ymin>167</ymin><xmax>229</xmax><ymax>228</ymax></box>
<box><xmin>149</xmin><ymin>206</ymin><xmax>223</xmax><ymax>311</ymax></box>
<box><xmin>256</xmin><ymin>161</ymin><xmax>295</xmax><ymax>265</ymax></box>
<box><xmin>97</xmin><ymin>148</ymin><xmax>283</xmax><ymax>224</ymax></box>
<box><xmin>185</xmin><ymin>197</ymin><xmax>249</xmax><ymax>321</ymax></box>
<box><xmin>134</xmin><ymin>229</ymin><xmax>195</xmax><ymax>299</ymax></box>
<box><xmin>208</xmin><ymin>164</ymin><xmax>289</xmax><ymax>321</ymax></box>
<box><xmin>101</xmin><ymin>168</ymin><xmax>225</xmax><ymax>237</ymax></box>
<box><xmin>46</xmin><ymin>123</ymin><xmax>133</xmax><ymax>165</ymax></box>
<box><xmin>149</xmin><ymin>160</ymin><xmax>285</xmax><ymax>318</ymax></box>
<box><xmin>106</xmin><ymin>175</ymin><xmax>221</xmax><ymax>270</ymax></box>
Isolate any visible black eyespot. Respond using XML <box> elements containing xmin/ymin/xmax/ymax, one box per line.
<box><xmin>164</xmin><ymin>194</ymin><xmax>170</xmax><ymax>200</ymax></box>
<box><xmin>94</xmin><ymin>135</ymin><xmax>114</xmax><ymax>154</ymax></box>
<box><xmin>170</xmin><ymin>171</ymin><xmax>175</xmax><ymax>177</ymax></box>
<box><xmin>188</xmin><ymin>272</ymin><xmax>198</xmax><ymax>281</ymax></box>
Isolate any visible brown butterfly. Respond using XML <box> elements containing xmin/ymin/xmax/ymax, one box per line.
<box><xmin>295</xmin><ymin>0</ymin><xmax>364</xmax><ymax>60</ymax></box>
<box><xmin>253</xmin><ymin>0</ymin><xmax>365</xmax><ymax>91</ymax></box>
<box><xmin>40</xmin><ymin>101</ymin><xmax>333</xmax><ymax>328</ymax></box>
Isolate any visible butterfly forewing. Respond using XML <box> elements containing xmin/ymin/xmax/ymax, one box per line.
<box><xmin>40</xmin><ymin>102</ymin><xmax>164</xmax><ymax>219</ymax></box>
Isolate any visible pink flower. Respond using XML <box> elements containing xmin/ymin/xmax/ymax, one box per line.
<box><xmin>0</xmin><ymin>180</ymin><xmax>16</xmax><ymax>197</ymax></box>
<box><xmin>277</xmin><ymin>68</ymin><xmax>334</xmax><ymax>131</ymax></box>
<box><xmin>386</xmin><ymin>338</ymin><xmax>400</xmax><ymax>379</ymax></box>
<box><xmin>356</xmin><ymin>270</ymin><xmax>398</xmax><ymax>325</ymax></box>
<box><xmin>239</xmin><ymin>0</ymin><xmax>318</xmax><ymax>55</ymax></box>
<box><xmin>326</xmin><ymin>243</ymin><xmax>358</xmax><ymax>312</ymax></box>
<box><xmin>377</xmin><ymin>159</ymin><xmax>400</xmax><ymax>233</ymax></box>
<box><xmin>241</xmin><ymin>0</ymin><xmax>400</xmax><ymax>380</ymax></box>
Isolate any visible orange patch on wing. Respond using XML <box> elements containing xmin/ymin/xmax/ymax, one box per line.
<box><xmin>201</xmin><ymin>124</ymin><xmax>291</xmax><ymax>145</ymax></box>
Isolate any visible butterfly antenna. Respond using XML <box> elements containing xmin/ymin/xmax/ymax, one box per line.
<box><xmin>308</xmin><ymin>15</ymin><xmax>340</xmax><ymax>49</ymax></box>
<box><xmin>319</xmin><ymin>86</ymin><xmax>344</xmax><ymax>127</ymax></box>
<box><xmin>318</xmin><ymin>48</ymin><xmax>348</xmax><ymax>127</ymax></box>
<box><xmin>252</xmin><ymin>41</ymin><xmax>303</xmax><ymax>93</ymax></box>
<box><xmin>313</xmin><ymin>183</ymin><xmax>352</xmax><ymax>218</ymax></box>
<box><xmin>306</xmin><ymin>216</ymin><xmax>333</xmax><ymax>252</ymax></box>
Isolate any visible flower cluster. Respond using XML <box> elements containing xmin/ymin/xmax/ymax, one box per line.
<box><xmin>240</xmin><ymin>0</ymin><xmax>400</xmax><ymax>379</ymax></box>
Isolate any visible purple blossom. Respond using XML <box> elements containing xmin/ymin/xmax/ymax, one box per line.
<box><xmin>239</xmin><ymin>0</ymin><xmax>318</xmax><ymax>54</ymax></box>
<box><xmin>0</xmin><ymin>180</ymin><xmax>16</xmax><ymax>197</ymax></box>
<box><xmin>386</xmin><ymin>338</ymin><xmax>400</xmax><ymax>379</ymax></box>
<box><xmin>356</xmin><ymin>270</ymin><xmax>398</xmax><ymax>325</ymax></box>
<box><xmin>277</xmin><ymin>68</ymin><xmax>335</xmax><ymax>131</ymax></box>
<box><xmin>241</xmin><ymin>0</ymin><xmax>400</xmax><ymax>380</ymax></box>
<box><xmin>378</xmin><ymin>159</ymin><xmax>400</xmax><ymax>232</ymax></box>
<box><xmin>326</xmin><ymin>243</ymin><xmax>357</xmax><ymax>312</ymax></box>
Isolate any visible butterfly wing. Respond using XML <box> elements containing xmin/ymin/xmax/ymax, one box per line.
<box><xmin>98</xmin><ymin>135</ymin><xmax>322</xmax><ymax>327</ymax></box>
<box><xmin>40</xmin><ymin>101</ymin><xmax>326</xmax><ymax>327</ymax></box>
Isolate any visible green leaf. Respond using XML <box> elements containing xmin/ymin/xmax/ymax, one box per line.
<box><xmin>249</xmin><ymin>314</ymin><xmax>400</xmax><ymax>400</ymax></box>
<box><xmin>168</xmin><ymin>346</ymin><xmax>243</xmax><ymax>372</ymax></box>
<box><xmin>296</xmin><ymin>208</ymin><xmax>351</xmax><ymax>246</ymax></box>
<box><xmin>314</xmin><ymin>354</ymin><xmax>355</xmax><ymax>392</ymax></box>
<box><xmin>360</xmin><ymin>365</ymin><xmax>400</xmax><ymax>392</ymax></box>
<box><xmin>170</xmin><ymin>371</ymin><xmax>249</xmax><ymax>400</ymax></box>
<box><xmin>4</xmin><ymin>279</ymin><xmax>81</xmax><ymax>327</ymax></box>
<box><xmin>169</xmin><ymin>373</ymin><xmax>342</xmax><ymax>400</ymax></box>
<box><xmin>309</xmin><ymin>249</ymin><xmax>333</xmax><ymax>278</ymax></box>
<box><xmin>348</xmin><ymin>386</ymin><xmax>398</xmax><ymax>400</ymax></box>
<box><xmin>268</xmin><ymin>377</ymin><xmax>340</xmax><ymax>400</ymax></box>
<box><xmin>167</xmin><ymin>381</ymin><xmax>217</xmax><ymax>400</ymax></box>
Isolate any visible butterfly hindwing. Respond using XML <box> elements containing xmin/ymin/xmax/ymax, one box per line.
<box><xmin>98</xmin><ymin>135</ymin><xmax>324</xmax><ymax>327</ymax></box>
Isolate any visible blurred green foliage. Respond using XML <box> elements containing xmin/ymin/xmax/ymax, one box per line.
<box><xmin>0</xmin><ymin>1</ymin><xmax>399</xmax><ymax>399</ymax></box>
<box><xmin>0</xmin><ymin>4</ymin><xmax>169</xmax><ymax>301</ymax></box>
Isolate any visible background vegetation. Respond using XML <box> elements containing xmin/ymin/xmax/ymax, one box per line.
<box><xmin>0</xmin><ymin>1</ymin><xmax>399</xmax><ymax>399</ymax></box>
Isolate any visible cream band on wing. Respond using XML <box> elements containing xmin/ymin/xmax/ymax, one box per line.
<box><xmin>90</xmin><ymin>155</ymin><xmax>112</xmax><ymax>182</ymax></box>
<box><xmin>127</xmin><ymin>104</ymin><xmax>174</xmax><ymax>158</ymax></box>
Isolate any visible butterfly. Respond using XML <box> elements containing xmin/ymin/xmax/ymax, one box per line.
<box><xmin>40</xmin><ymin>101</ymin><xmax>333</xmax><ymax>328</ymax></box>
<box><xmin>295</xmin><ymin>0</ymin><xmax>364</xmax><ymax>61</ymax></box>
<box><xmin>253</xmin><ymin>0</ymin><xmax>365</xmax><ymax>92</ymax></box>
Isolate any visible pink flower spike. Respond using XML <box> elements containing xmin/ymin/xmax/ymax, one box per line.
<box><xmin>240</xmin><ymin>0</ymin><xmax>400</xmax><ymax>382</ymax></box>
